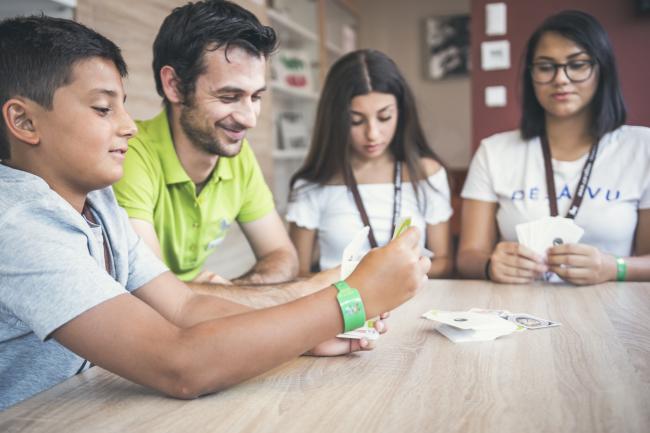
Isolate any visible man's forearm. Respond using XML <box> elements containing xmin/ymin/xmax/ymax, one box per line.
<box><xmin>232</xmin><ymin>247</ymin><xmax>299</xmax><ymax>285</ymax></box>
<box><xmin>186</xmin><ymin>268</ymin><xmax>337</xmax><ymax>309</ymax></box>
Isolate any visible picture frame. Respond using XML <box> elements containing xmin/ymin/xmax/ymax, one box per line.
<box><xmin>424</xmin><ymin>14</ymin><xmax>471</xmax><ymax>80</ymax></box>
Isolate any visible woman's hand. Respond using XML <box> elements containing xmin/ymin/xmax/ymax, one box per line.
<box><xmin>488</xmin><ymin>241</ymin><xmax>548</xmax><ymax>284</ymax></box>
<box><xmin>546</xmin><ymin>243</ymin><xmax>617</xmax><ymax>285</ymax></box>
<box><xmin>305</xmin><ymin>312</ymin><xmax>390</xmax><ymax>356</ymax></box>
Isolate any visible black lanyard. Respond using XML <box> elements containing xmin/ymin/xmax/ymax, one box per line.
<box><xmin>349</xmin><ymin>161</ymin><xmax>402</xmax><ymax>248</ymax></box>
<box><xmin>541</xmin><ymin>134</ymin><xmax>598</xmax><ymax>219</ymax></box>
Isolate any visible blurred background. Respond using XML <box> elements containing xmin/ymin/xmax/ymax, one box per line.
<box><xmin>2</xmin><ymin>0</ymin><xmax>648</xmax><ymax>277</ymax></box>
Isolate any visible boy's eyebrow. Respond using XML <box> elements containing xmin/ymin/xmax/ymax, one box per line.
<box><xmin>90</xmin><ymin>88</ymin><xmax>127</xmax><ymax>102</ymax></box>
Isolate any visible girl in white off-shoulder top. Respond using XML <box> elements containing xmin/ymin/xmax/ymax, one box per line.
<box><xmin>287</xmin><ymin>49</ymin><xmax>453</xmax><ymax>277</ymax></box>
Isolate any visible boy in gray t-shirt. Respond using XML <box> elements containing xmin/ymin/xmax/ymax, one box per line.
<box><xmin>0</xmin><ymin>13</ymin><xmax>429</xmax><ymax>411</ymax></box>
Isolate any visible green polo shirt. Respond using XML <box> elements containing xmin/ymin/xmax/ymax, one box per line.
<box><xmin>113</xmin><ymin>110</ymin><xmax>275</xmax><ymax>281</ymax></box>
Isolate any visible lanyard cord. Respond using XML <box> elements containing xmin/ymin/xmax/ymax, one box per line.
<box><xmin>541</xmin><ymin>134</ymin><xmax>598</xmax><ymax>219</ymax></box>
<box><xmin>349</xmin><ymin>161</ymin><xmax>402</xmax><ymax>248</ymax></box>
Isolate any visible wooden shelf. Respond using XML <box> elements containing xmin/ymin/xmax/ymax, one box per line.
<box><xmin>270</xmin><ymin>82</ymin><xmax>319</xmax><ymax>101</ymax></box>
<box><xmin>267</xmin><ymin>8</ymin><xmax>318</xmax><ymax>42</ymax></box>
<box><xmin>325</xmin><ymin>41</ymin><xmax>344</xmax><ymax>56</ymax></box>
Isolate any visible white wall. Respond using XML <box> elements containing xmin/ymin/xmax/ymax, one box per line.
<box><xmin>353</xmin><ymin>0</ymin><xmax>471</xmax><ymax>169</ymax></box>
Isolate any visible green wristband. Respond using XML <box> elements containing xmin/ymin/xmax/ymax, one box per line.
<box><xmin>333</xmin><ymin>281</ymin><xmax>366</xmax><ymax>332</ymax></box>
<box><xmin>615</xmin><ymin>257</ymin><xmax>627</xmax><ymax>281</ymax></box>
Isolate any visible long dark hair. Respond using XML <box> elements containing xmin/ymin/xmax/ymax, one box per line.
<box><xmin>289</xmin><ymin>49</ymin><xmax>443</xmax><ymax>207</ymax></box>
<box><xmin>520</xmin><ymin>10</ymin><xmax>626</xmax><ymax>140</ymax></box>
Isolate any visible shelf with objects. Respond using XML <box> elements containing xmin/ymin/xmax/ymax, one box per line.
<box><xmin>267</xmin><ymin>0</ymin><xmax>320</xmax><ymax>213</ymax></box>
<box><xmin>319</xmin><ymin>0</ymin><xmax>358</xmax><ymax>75</ymax></box>
<box><xmin>267</xmin><ymin>0</ymin><xmax>358</xmax><ymax>213</ymax></box>
<box><xmin>0</xmin><ymin>0</ymin><xmax>75</xmax><ymax>19</ymax></box>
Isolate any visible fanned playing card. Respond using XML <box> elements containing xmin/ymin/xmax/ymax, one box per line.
<box><xmin>516</xmin><ymin>216</ymin><xmax>584</xmax><ymax>256</ymax></box>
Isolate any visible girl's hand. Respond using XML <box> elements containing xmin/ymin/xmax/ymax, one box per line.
<box><xmin>488</xmin><ymin>241</ymin><xmax>548</xmax><ymax>284</ymax></box>
<box><xmin>546</xmin><ymin>243</ymin><xmax>617</xmax><ymax>285</ymax></box>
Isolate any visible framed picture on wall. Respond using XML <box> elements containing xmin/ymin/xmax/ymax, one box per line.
<box><xmin>424</xmin><ymin>14</ymin><xmax>471</xmax><ymax>80</ymax></box>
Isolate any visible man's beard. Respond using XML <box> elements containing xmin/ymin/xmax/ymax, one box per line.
<box><xmin>179</xmin><ymin>102</ymin><xmax>244</xmax><ymax>157</ymax></box>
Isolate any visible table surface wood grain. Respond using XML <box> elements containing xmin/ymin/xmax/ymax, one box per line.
<box><xmin>2</xmin><ymin>280</ymin><xmax>649</xmax><ymax>433</ymax></box>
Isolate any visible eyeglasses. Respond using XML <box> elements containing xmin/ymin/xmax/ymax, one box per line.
<box><xmin>530</xmin><ymin>60</ymin><xmax>596</xmax><ymax>84</ymax></box>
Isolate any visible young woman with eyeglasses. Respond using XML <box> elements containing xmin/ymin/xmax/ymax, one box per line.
<box><xmin>457</xmin><ymin>10</ymin><xmax>650</xmax><ymax>284</ymax></box>
<box><xmin>286</xmin><ymin>49</ymin><xmax>453</xmax><ymax>278</ymax></box>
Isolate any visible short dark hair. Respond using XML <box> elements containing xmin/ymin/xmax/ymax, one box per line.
<box><xmin>520</xmin><ymin>10</ymin><xmax>626</xmax><ymax>140</ymax></box>
<box><xmin>0</xmin><ymin>15</ymin><xmax>127</xmax><ymax>159</ymax></box>
<box><xmin>153</xmin><ymin>0</ymin><xmax>277</xmax><ymax>107</ymax></box>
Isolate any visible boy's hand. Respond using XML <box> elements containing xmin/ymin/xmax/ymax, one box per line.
<box><xmin>305</xmin><ymin>313</ymin><xmax>390</xmax><ymax>356</ymax></box>
<box><xmin>546</xmin><ymin>243</ymin><xmax>617</xmax><ymax>285</ymax></box>
<box><xmin>346</xmin><ymin>227</ymin><xmax>430</xmax><ymax>318</ymax></box>
<box><xmin>488</xmin><ymin>241</ymin><xmax>547</xmax><ymax>284</ymax></box>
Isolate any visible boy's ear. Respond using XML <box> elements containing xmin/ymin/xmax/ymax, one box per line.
<box><xmin>2</xmin><ymin>98</ymin><xmax>40</xmax><ymax>146</ymax></box>
<box><xmin>160</xmin><ymin>66</ymin><xmax>184</xmax><ymax>105</ymax></box>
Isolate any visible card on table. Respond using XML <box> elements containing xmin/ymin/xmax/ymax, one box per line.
<box><xmin>422</xmin><ymin>309</ymin><xmax>522</xmax><ymax>343</ymax></box>
<box><xmin>337</xmin><ymin>325</ymin><xmax>380</xmax><ymax>341</ymax></box>
<box><xmin>468</xmin><ymin>308</ymin><xmax>561</xmax><ymax>330</ymax></box>
<box><xmin>502</xmin><ymin>313</ymin><xmax>561</xmax><ymax>329</ymax></box>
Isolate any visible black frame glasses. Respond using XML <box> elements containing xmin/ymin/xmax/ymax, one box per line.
<box><xmin>529</xmin><ymin>60</ymin><xmax>597</xmax><ymax>84</ymax></box>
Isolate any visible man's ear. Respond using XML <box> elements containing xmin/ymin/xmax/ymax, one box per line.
<box><xmin>160</xmin><ymin>66</ymin><xmax>184</xmax><ymax>104</ymax></box>
<box><xmin>2</xmin><ymin>98</ymin><xmax>40</xmax><ymax>146</ymax></box>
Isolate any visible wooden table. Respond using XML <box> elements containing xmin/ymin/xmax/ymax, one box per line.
<box><xmin>2</xmin><ymin>280</ymin><xmax>649</xmax><ymax>433</ymax></box>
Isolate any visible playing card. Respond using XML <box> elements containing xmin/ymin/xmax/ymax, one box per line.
<box><xmin>503</xmin><ymin>313</ymin><xmax>561</xmax><ymax>329</ymax></box>
<box><xmin>422</xmin><ymin>309</ymin><xmax>523</xmax><ymax>343</ymax></box>
<box><xmin>516</xmin><ymin>216</ymin><xmax>584</xmax><ymax>256</ymax></box>
<box><xmin>422</xmin><ymin>310</ymin><xmax>520</xmax><ymax>331</ymax></box>
<box><xmin>340</xmin><ymin>226</ymin><xmax>370</xmax><ymax>280</ymax></box>
<box><xmin>435</xmin><ymin>324</ymin><xmax>514</xmax><ymax>343</ymax></box>
<box><xmin>392</xmin><ymin>216</ymin><xmax>412</xmax><ymax>239</ymax></box>
<box><xmin>337</xmin><ymin>325</ymin><xmax>380</xmax><ymax>341</ymax></box>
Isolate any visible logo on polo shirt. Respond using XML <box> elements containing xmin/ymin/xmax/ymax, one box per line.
<box><xmin>206</xmin><ymin>219</ymin><xmax>231</xmax><ymax>250</ymax></box>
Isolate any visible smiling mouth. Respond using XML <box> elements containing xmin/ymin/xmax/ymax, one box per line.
<box><xmin>220</xmin><ymin>125</ymin><xmax>246</xmax><ymax>142</ymax></box>
<box><xmin>109</xmin><ymin>148</ymin><xmax>127</xmax><ymax>155</ymax></box>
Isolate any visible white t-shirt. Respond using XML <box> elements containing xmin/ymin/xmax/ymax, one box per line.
<box><xmin>461</xmin><ymin>126</ymin><xmax>650</xmax><ymax>257</ymax></box>
<box><xmin>287</xmin><ymin>169</ymin><xmax>453</xmax><ymax>270</ymax></box>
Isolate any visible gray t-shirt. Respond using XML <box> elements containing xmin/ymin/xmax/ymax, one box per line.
<box><xmin>0</xmin><ymin>164</ymin><xmax>168</xmax><ymax>410</ymax></box>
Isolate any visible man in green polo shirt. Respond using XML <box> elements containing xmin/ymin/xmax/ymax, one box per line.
<box><xmin>113</xmin><ymin>0</ymin><xmax>298</xmax><ymax>285</ymax></box>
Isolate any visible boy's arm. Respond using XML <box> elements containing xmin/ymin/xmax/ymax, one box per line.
<box><xmin>52</xmin><ymin>228</ymin><xmax>429</xmax><ymax>399</ymax></box>
<box><xmin>233</xmin><ymin>211</ymin><xmax>299</xmax><ymax>285</ymax></box>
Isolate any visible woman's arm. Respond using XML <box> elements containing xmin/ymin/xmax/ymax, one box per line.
<box><xmin>425</xmin><ymin>221</ymin><xmax>453</xmax><ymax>278</ymax></box>
<box><xmin>457</xmin><ymin>199</ymin><xmax>497</xmax><ymax>278</ymax></box>
<box><xmin>457</xmin><ymin>199</ymin><xmax>546</xmax><ymax>282</ymax></box>
<box><xmin>289</xmin><ymin>223</ymin><xmax>319</xmax><ymax>277</ymax></box>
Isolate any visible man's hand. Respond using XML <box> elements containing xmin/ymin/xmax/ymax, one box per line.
<box><xmin>546</xmin><ymin>243</ymin><xmax>617</xmax><ymax>285</ymax></box>
<box><xmin>236</xmin><ymin>212</ymin><xmax>299</xmax><ymax>284</ymax></box>
<box><xmin>306</xmin><ymin>312</ymin><xmax>390</xmax><ymax>356</ymax></box>
<box><xmin>488</xmin><ymin>241</ymin><xmax>547</xmax><ymax>284</ymax></box>
<box><xmin>193</xmin><ymin>271</ymin><xmax>233</xmax><ymax>285</ymax></box>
